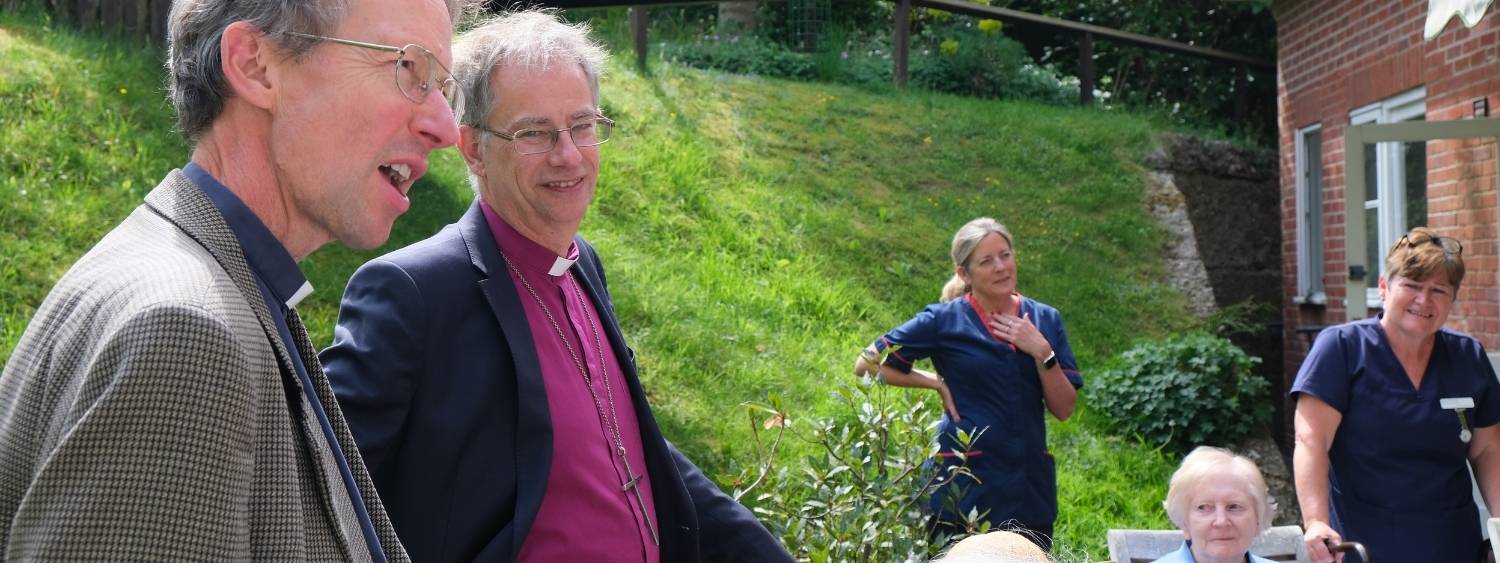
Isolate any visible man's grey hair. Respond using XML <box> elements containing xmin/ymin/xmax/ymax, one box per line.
<box><xmin>450</xmin><ymin>10</ymin><xmax>607</xmax><ymax>128</ymax></box>
<box><xmin>167</xmin><ymin>0</ymin><xmax>477</xmax><ymax>142</ymax></box>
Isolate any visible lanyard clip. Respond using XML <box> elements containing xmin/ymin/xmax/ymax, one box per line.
<box><xmin>1442</xmin><ymin>397</ymin><xmax>1476</xmax><ymax>444</ymax></box>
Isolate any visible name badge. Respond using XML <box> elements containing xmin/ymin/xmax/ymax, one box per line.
<box><xmin>1443</xmin><ymin>397</ymin><xmax>1476</xmax><ymax>443</ymax></box>
<box><xmin>1442</xmin><ymin>397</ymin><xmax>1476</xmax><ymax>410</ymax></box>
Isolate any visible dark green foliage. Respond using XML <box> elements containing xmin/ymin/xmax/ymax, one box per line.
<box><xmin>1205</xmin><ymin>298</ymin><xmax>1277</xmax><ymax>340</ymax></box>
<box><xmin>908</xmin><ymin>25</ymin><xmax>1076</xmax><ymax>104</ymax></box>
<box><xmin>1090</xmin><ymin>333</ymin><xmax>1271</xmax><ymax>452</ymax></box>
<box><xmin>662</xmin><ymin>35</ymin><xmax>817</xmax><ymax>80</ymax></box>
<box><xmin>998</xmin><ymin>0</ymin><xmax>1276</xmax><ymax>143</ymax></box>
<box><xmin>663</xmin><ymin>22</ymin><xmax>1077</xmax><ymax>104</ymax></box>
<box><xmin>646</xmin><ymin>0</ymin><xmax>1275</xmax><ymax>143</ymax></box>
<box><xmin>754</xmin><ymin>0</ymin><xmax>890</xmax><ymax>45</ymax></box>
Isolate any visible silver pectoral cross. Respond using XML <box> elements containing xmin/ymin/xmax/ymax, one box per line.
<box><xmin>619</xmin><ymin>451</ymin><xmax>660</xmax><ymax>545</ymax></box>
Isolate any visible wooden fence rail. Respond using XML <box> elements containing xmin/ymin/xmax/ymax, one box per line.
<box><xmin>570</xmin><ymin>0</ymin><xmax>1272</xmax><ymax>114</ymax></box>
<box><xmin>9</xmin><ymin>0</ymin><xmax>1272</xmax><ymax>115</ymax></box>
<box><xmin>899</xmin><ymin>0</ymin><xmax>1272</xmax><ymax>109</ymax></box>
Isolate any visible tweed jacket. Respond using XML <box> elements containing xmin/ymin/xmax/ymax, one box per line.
<box><xmin>0</xmin><ymin>170</ymin><xmax>408</xmax><ymax>561</ymax></box>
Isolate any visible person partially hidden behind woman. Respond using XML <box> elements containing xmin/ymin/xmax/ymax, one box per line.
<box><xmin>1292</xmin><ymin>227</ymin><xmax>1500</xmax><ymax>563</ymax></box>
<box><xmin>1152</xmin><ymin>447</ymin><xmax>1277</xmax><ymax>563</ymax></box>
<box><xmin>852</xmin><ymin>217</ymin><xmax>1082</xmax><ymax>551</ymax></box>
<box><xmin>936</xmin><ymin>529</ymin><xmax>1053</xmax><ymax>562</ymax></box>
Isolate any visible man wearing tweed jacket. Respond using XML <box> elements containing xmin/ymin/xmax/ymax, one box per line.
<box><xmin>0</xmin><ymin>0</ymin><xmax>471</xmax><ymax>559</ymax></box>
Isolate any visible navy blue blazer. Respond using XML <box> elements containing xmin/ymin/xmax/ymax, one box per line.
<box><xmin>321</xmin><ymin>201</ymin><xmax>791</xmax><ymax>563</ymax></box>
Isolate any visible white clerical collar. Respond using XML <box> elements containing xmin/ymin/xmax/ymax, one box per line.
<box><xmin>548</xmin><ymin>255</ymin><xmax>576</xmax><ymax>277</ymax></box>
<box><xmin>286</xmin><ymin>280</ymin><xmax>314</xmax><ymax>309</ymax></box>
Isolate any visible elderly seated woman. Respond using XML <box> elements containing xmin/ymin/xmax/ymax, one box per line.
<box><xmin>1153</xmin><ymin>447</ymin><xmax>1277</xmax><ymax>563</ymax></box>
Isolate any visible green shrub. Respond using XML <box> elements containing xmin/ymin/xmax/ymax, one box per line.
<box><xmin>909</xmin><ymin>25</ymin><xmax>1075</xmax><ymax>103</ymax></box>
<box><xmin>658</xmin><ymin>17</ymin><xmax>1077</xmax><ymax>105</ymax></box>
<box><xmin>1000</xmin><ymin>0</ymin><xmax>1276</xmax><ymax>143</ymax></box>
<box><xmin>732</xmin><ymin>374</ymin><xmax>987</xmax><ymax>562</ymax></box>
<box><xmin>662</xmin><ymin>35</ymin><xmax>816</xmax><ymax>80</ymax></box>
<box><xmin>1089</xmin><ymin>332</ymin><xmax>1270</xmax><ymax>451</ymax></box>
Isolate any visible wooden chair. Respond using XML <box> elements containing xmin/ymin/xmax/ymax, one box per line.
<box><xmin>1104</xmin><ymin>525</ymin><xmax>1308</xmax><ymax>563</ymax></box>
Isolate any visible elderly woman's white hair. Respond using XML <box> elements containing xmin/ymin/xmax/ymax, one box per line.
<box><xmin>1163</xmin><ymin>446</ymin><xmax>1276</xmax><ymax>533</ymax></box>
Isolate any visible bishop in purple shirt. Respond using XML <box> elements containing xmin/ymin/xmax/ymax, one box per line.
<box><xmin>321</xmin><ymin>10</ymin><xmax>792</xmax><ymax>563</ymax></box>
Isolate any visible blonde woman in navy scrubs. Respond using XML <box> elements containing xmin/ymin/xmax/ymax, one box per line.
<box><xmin>1292</xmin><ymin>227</ymin><xmax>1500</xmax><ymax>563</ymax></box>
<box><xmin>853</xmin><ymin>217</ymin><xmax>1083</xmax><ymax>551</ymax></box>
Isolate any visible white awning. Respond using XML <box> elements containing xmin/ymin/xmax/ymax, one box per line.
<box><xmin>1426</xmin><ymin>0</ymin><xmax>1495</xmax><ymax>40</ymax></box>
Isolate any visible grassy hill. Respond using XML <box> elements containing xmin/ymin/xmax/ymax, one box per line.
<box><xmin>0</xmin><ymin>9</ymin><xmax>1209</xmax><ymax>559</ymax></box>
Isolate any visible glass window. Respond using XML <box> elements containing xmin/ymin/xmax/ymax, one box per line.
<box><xmin>1296</xmin><ymin>125</ymin><xmax>1325</xmax><ymax>301</ymax></box>
<box><xmin>1348</xmin><ymin>87</ymin><xmax>1426</xmax><ymax>310</ymax></box>
<box><xmin>1364</xmin><ymin>142</ymin><xmax>1379</xmax><ymax>282</ymax></box>
<box><xmin>1404</xmin><ymin>139</ymin><xmax>1428</xmax><ymax>231</ymax></box>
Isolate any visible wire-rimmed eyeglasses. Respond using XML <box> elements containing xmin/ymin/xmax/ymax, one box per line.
<box><xmin>472</xmin><ymin>117</ymin><xmax>615</xmax><ymax>155</ymax></box>
<box><xmin>286</xmin><ymin>32</ymin><xmax>457</xmax><ymax>104</ymax></box>
<box><xmin>1400</xmin><ymin>232</ymin><xmax>1463</xmax><ymax>256</ymax></box>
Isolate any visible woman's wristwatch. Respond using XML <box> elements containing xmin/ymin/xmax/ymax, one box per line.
<box><xmin>1042</xmin><ymin>350</ymin><xmax>1058</xmax><ymax>369</ymax></box>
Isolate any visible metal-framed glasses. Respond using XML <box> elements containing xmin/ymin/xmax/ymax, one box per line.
<box><xmin>286</xmin><ymin>32</ymin><xmax>457</xmax><ymax>104</ymax></box>
<box><xmin>1400</xmin><ymin>233</ymin><xmax>1463</xmax><ymax>256</ymax></box>
<box><xmin>474</xmin><ymin>117</ymin><xmax>615</xmax><ymax>155</ymax></box>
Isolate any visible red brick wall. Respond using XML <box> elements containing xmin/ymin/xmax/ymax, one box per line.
<box><xmin>1276</xmin><ymin>0</ymin><xmax>1500</xmax><ymax>381</ymax></box>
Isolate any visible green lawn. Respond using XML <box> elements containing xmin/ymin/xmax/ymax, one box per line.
<box><xmin>0</xmin><ymin>9</ymin><xmax>1203</xmax><ymax>559</ymax></box>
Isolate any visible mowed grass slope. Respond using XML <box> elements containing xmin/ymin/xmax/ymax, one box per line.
<box><xmin>1</xmin><ymin>11</ymin><xmax>1192</xmax><ymax>557</ymax></box>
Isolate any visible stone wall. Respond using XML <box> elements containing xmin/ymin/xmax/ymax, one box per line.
<box><xmin>1145</xmin><ymin>134</ymin><xmax>1283</xmax><ymax>314</ymax></box>
<box><xmin>1142</xmin><ymin>134</ymin><xmax>1287</xmax><ymax>453</ymax></box>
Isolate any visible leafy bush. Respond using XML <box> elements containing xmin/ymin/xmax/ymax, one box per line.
<box><xmin>658</xmin><ymin>11</ymin><xmax>1077</xmax><ymax>105</ymax></box>
<box><xmin>1089</xmin><ymin>332</ymin><xmax>1270</xmax><ymax>451</ymax></box>
<box><xmin>643</xmin><ymin>0</ymin><xmax>1274</xmax><ymax>141</ymax></box>
<box><xmin>909</xmin><ymin>25</ymin><xmax>1075</xmax><ymax>103</ymax></box>
<box><xmin>732</xmin><ymin>374</ymin><xmax>986</xmax><ymax>562</ymax></box>
<box><xmin>662</xmin><ymin>35</ymin><xmax>817</xmax><ymax>80</ymax></box>
<box><xmin>997</xmin><ymin>0</ymin><xmax>1276</xmax><ymax>142</ymax></box>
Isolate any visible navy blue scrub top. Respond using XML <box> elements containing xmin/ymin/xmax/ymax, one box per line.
<box><xmin>874</xmin><ymin>294</ymin><xmax>1082</xmax><ymax>530</ymax></box>
<box><xmin>1291</xmin><ymin>316</ymin><xmax>1500</xmax><ymax>563</ymax></box>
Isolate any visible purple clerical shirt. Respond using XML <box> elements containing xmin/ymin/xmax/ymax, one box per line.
<box><xmin>482</xmin><ymin>202</ymin><xmax>660</xmax><ymax>563</ymax></box>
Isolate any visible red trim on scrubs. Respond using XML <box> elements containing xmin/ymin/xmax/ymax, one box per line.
<box><xmin>966</xmin><ymin>292</ymin><xmax>1020</xmax><ymax>351</ymax></box>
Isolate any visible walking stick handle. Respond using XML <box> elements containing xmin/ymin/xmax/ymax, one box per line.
<box><xmin>1328</xmin><ymin>541</ymin><xmax>1369</xmax><ymax>562</ymax></box>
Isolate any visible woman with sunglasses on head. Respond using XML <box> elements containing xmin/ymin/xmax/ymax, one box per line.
<box><xmin>1292</xmin><ymin>227</ymin><xmax>1500</xmax><ymax>563</ymax></box>
<box><xmin>852</xmin><ymin>217</ymin><xmax>1083</xmax><ymax>552</ymax></box>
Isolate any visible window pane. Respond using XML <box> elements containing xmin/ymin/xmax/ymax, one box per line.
<box><xmin>1404</xmin><ymin>140</ymin><xmax>1427</xmax><ymax>230</ymax></box>
<box><xmin>1364</xmin><ymin>140</ymin><xmax>1380</xmax><ymax>278</ymax></box>
<box><xmin>1367</xmin><ymin>205</ymin><xmax>1380</xmax><ymax>279</ymax></box>
<box><xmin>1306</xmin><ymin>130</ymin><xmax>1323</xmax><ymax>293</ymax></box>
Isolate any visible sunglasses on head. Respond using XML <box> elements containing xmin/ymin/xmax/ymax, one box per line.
<box><xmin>1399</xmin><ymin>233</ymin><xmax>1463</xmax><ymax>256</ymax></box>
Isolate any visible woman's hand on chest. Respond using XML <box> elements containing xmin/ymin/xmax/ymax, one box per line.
<box><xmin>987</xmin><ymin>312</ymin><xmax>1051</xmax><ymax>360</ymax></box>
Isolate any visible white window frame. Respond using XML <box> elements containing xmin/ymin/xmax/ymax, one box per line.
<box><xmin>1348</xmin><ymin>87</ymin><xmax>1426</xmax><ymax>309</ymax></box>
<box><xmin>1295</xmin><ymin>124</ymin><xmax>1326</xmax><ymax>304</ymax></box>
